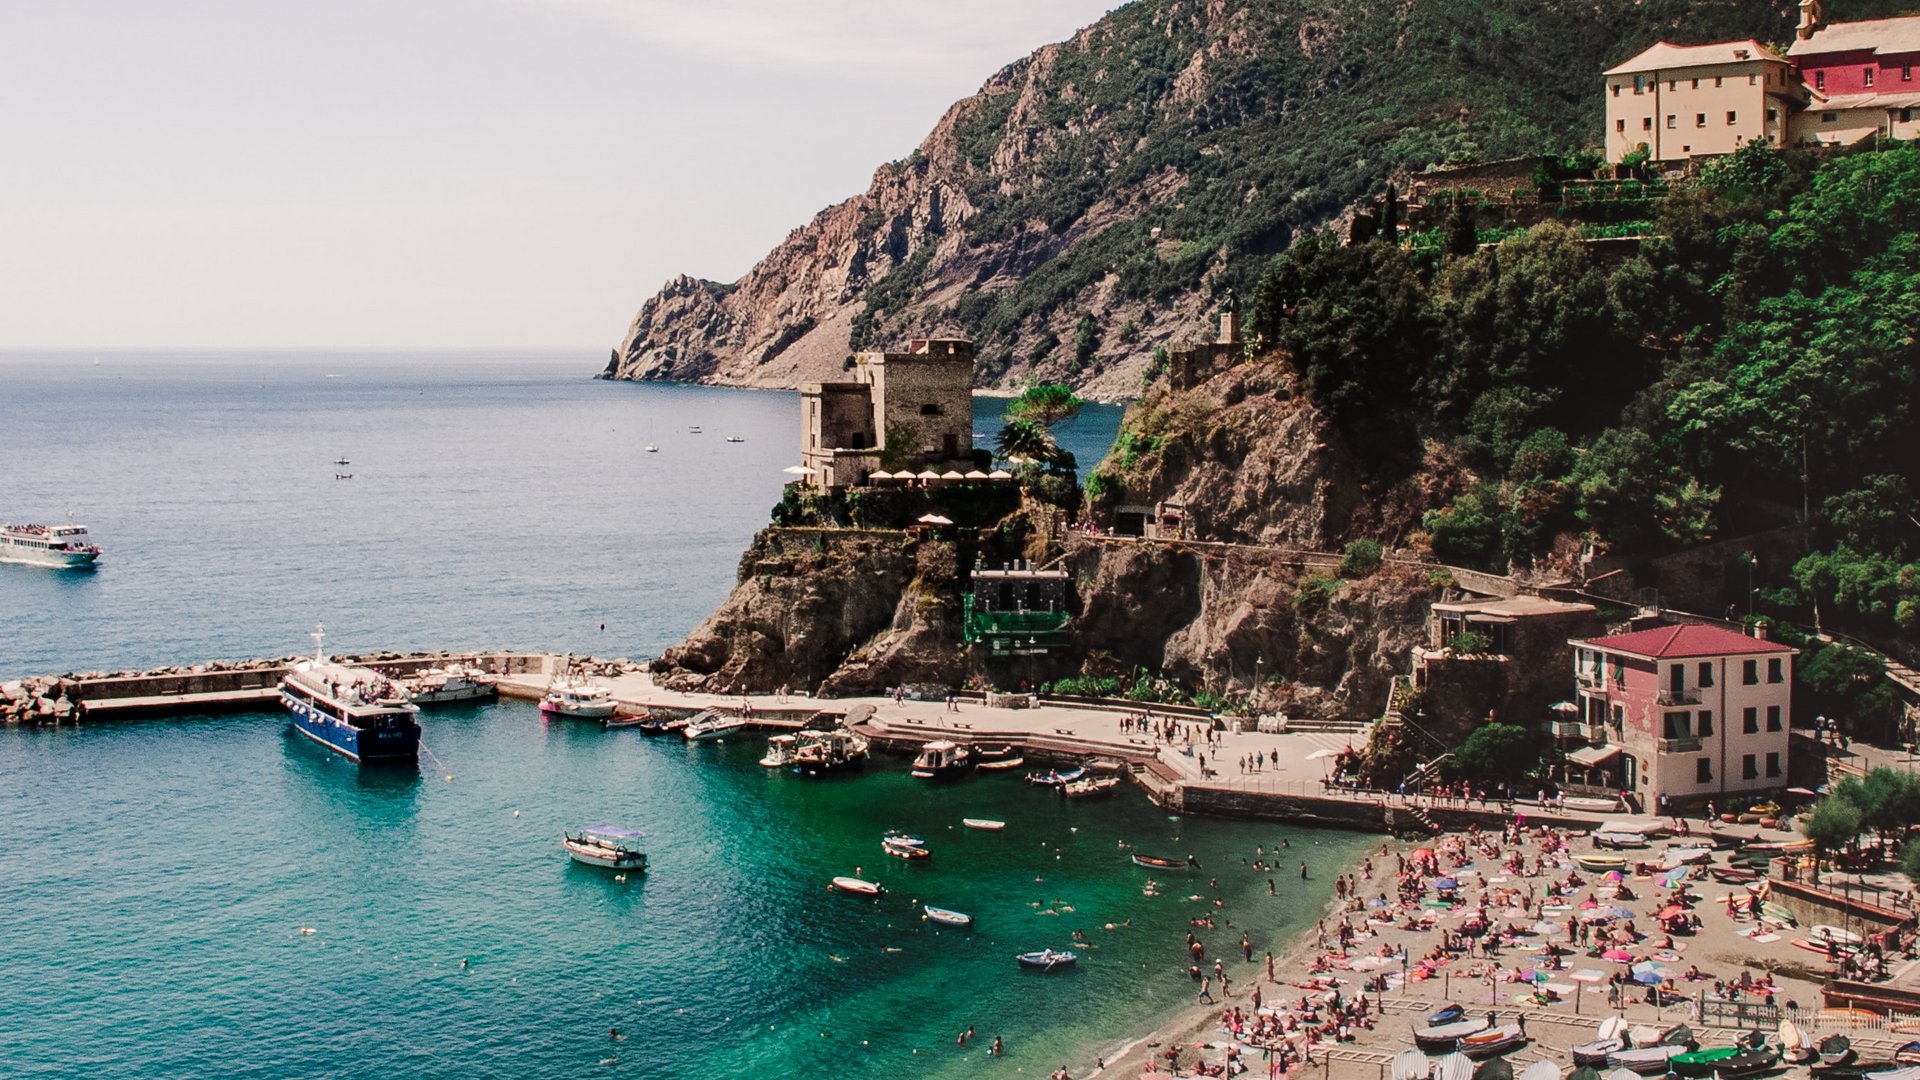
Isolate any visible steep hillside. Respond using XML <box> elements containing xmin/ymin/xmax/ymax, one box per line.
<box><xmin>604</xmin><ymin>0</ymin><xmax>1895</xmax><ymax>397</ymax></box>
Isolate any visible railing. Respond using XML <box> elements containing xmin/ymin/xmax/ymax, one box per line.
<box><xmin>1658</xmin><ymin>687</ymin><xmax>1703</xmax><ymax>706</ymax></box>
<box><xmin>1658</xmin><ymin>736</ymin><xmax>1703</xmax><ymax>753</ymax></box>
<box><xmin>1549</xmin><ymin>718</ymin><xmax>1586</xmax><ymax>738</ymax></box>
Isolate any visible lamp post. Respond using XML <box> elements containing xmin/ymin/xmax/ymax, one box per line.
<box><xmin>1747</xmin><ymin>554</ymin><xmax>1759</xmax><ymax>620</ymax></box>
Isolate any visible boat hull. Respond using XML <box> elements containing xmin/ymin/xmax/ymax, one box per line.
<box><xmin>564</xmin><ymin>843</ymin><xmax>647</xmax><ymax>871</ymax></box>
<box><xmin>925</xmin><ymin>906</ymin><xmax>974</xmax><ymax>928</ymax></box>
<box><xmin>541</xmin><ymin>699</ymin><xmax>616</xmax><ymax>719</ymax></box>
<box><xmin>407</xmin><ymin>683</ymin><xmax>496</xmax><ymax>705</ymax></box>
<box><xmin>0</xmin><ymin>546</ymin><xmax>99</xmax><ymax>569</ymax></box>
<box><xmin>281</xmin><ymin>689</ymin><xmax>420</xmax><ymax>763</ymax></box>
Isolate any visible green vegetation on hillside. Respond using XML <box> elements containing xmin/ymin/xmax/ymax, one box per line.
<box><xmin>1241</xmin><ymin>141</ymin><xmax>1920</xmax><ymax>640</ymax></box>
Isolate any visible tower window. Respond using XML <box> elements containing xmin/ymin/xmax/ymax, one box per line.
<box><xmin>1865</xmin><ymin>68</ymin><xmax>1875</xmax><ymax>87</ymax></box>
<box><xmin>1816</xmin><ymin>71</ymin><xmax>1826</xmax><ymax>90</ymax></box>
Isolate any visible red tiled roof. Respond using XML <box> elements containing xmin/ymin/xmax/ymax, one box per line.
<box><xmin>1582</xmin><ymin>623</ymin><xmax>1796</xmax><ymax>658</ymax></box>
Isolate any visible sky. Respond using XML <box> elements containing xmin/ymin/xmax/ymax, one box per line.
<box><xmin>0</xmin><ymin>0</ymin><xmax>1117</xmax><ymax>350</ymax></box>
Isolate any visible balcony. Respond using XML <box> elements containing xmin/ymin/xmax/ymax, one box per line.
<box><xmin>1658</xmin><ymin>736</ymin><xmax>1703</xmax><ymax>753</ymax></box>
<box><xmin>1576</xmin><ymin>671</ymin><xmax>1605</xmax><ymax>690</ymax></box>
<box><xmin>1549</xmin><ymin>718</ymin><xmax>1586</xmax><ymax>738</ymax></box>
<box><xmin>1657</xmin><ymin>687</ymin><xmax>1702</xmax><ymax>706</ymax></box>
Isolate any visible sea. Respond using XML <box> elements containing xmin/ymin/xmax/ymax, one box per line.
<box><xmin>0</xmin><ymin>350</ymin><xmax>1376</xmax><ymax>1079</ymax></box>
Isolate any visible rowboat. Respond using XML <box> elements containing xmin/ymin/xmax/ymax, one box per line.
<box><xmin>601</xmin><ymin>713</ymin><xmax>649</xmax><ymax>729</ymax></box>
<box><xmin>1063</xmin><ymin>775</ymin><xmax>1122</xmax><ymax>799</ymax></box>
<box><xmin>977</xmin><ymin>757</ymin><xmax>1026</xmax><ymax>771</ymax></box>
<box><xmin>925</xmin><ymin>905</ymin><xmax>974</xmax><ymax>928</ymax></box>
<box><xmin>1016</xmin><ymin>948</ymin><xmax>1077</xmax><ymax>971</ymax></box>
<box><xmin>1026</xmin><ymin>767</ymin><xmax>1087</xmax><ymax>787</ymax></box>
<box><xmin>963</xmin><ymin>818</ymin><xmax>1006</xmax><ymax>830</ymax></box>
<box><xmin>1572</xmin><ymin>854</ymin><xmax>1629</xmax><ymax>872</ymax></box>
<box><xmin>1428</xmin><ymin>1005</ymin><xmax>1466</xmax><ymax>1026</ymax></box>
<box><xmin>883</xmin><ymin>839</ymin><xmax>930</xmax><ymax>861</ymax></box>
<box><xmin>831</xmin><ymin>876</ymin><xmax>884</xmax><ymax>896</ymax></box>
<box><xmin>1131</xmin><ymin>853</ymin><xmax>1196</xmax><ymax>871</ymax></box>
<box><xmin>1459</xmin><ymin>1024</ymin><xmax>1525</xmax><ymax>1059</ymax></box>
<box><xmin>1572</xmin><ymin>1018</ymin><xmax>1628</xmax><ymax>1066</ymax></box>
<box><xmin>1414</xmin><ymin>1019</ymin><xmax>1490</xmax><ymax>1052</ymax></box>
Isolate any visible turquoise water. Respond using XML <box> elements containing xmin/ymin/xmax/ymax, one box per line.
<box><xmin>1</xmin><ymin>704</ymin><xmax>1376</xmax><ymax>1078</ymax></box>
<box><xmin>0</xmin><ymin>352</ymin><xmax>1373</xmax><ymax>1077</ymax></box>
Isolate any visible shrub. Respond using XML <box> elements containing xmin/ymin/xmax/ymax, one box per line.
<box><xmin>1340</xmin><ymin>539</ymin><xmax>1384</xmax><ymax>578</ymax></box>
<box><xmin>1446</xmin><ymin>630</ymin><xmax>1494</xmax><ymax>655</ymax></box>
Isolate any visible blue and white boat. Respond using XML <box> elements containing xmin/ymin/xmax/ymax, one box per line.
<box><xmin>563</xmin><ymin>825</ymin><xmax>648</xmax><ymax>871</ymax></box>
<box><xmin>278</xmin><ymin>625</ymin><xmax>421</xmax><ymax>764</ymax></box>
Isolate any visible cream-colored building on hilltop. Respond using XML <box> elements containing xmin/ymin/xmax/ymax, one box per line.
<box><xmin>1603</xmin><ymin>40</ymin><xmax>1805</xmax><ymax>162</ymax></box>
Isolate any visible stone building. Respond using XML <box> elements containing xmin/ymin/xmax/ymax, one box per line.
<box><xmin>1408</xmin><ymin>595</ymin><xmax>1602</xmax><ymax>744</ymax></box>
<box><xmin>798</xmin><ymin>338</ymin><xmax>976</xmax><ymax>492</ymax></box>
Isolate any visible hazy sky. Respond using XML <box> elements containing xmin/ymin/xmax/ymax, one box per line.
<box><xmin>1</xmin><ymin>1</ymin><xmax>1116</xmax><ymax>349</ymax></box>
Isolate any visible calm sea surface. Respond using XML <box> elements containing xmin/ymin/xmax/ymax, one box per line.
<box><xmin>0</xmin><ymin>351</ymin><xmax>1372</xmax><ymax>1079</ymax></box>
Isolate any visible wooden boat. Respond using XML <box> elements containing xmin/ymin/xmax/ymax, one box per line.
<box><xmin>635</xmin><ymin>715</ymin><xmax>679</xmax><ymax>734</ymax></box>
<box><xmin>1130</xmin><ymin>853</ymin><xmax>1196</xmax><ymax>871</ymax></box>
<box><xmin>1761</xmin><ymin>901</ymin><xmax>1798</xmax><ymax>927</ymax></box>
<box><xmin>1608</xmin><ymin>1026</ymin><xmax>1695</xmax><ymax>1075</ymax></box>
<box><xmin>758</xmin><ymin>734</ymin><xmax>798</xmax><ymax>767</ymax></box>
<box><xmin>1710</xmin><ymin>866</ymin><xmax>1762</xmax><ymax>884</ymax></box>
<box><xmin>910</xmin><ymin>740</ymin><xmax>973</xmax><ymax>780</ymax></box>
<box><xmin>1473</xmin><ymin>1058</ymin><xmax>1515</xmax><ymax>1080</ymax></box>
<box><xmin>1714</xmin><ymin>1047</ymin><xmax>1780</xmax><ymax>1079</ymax></box>
<box><xmin>1779</xmin><ymin>1019</ymin><xmax>1812</xmax><ymax>1065</ymax></box>
<box><xmin>1063</xmin><ymin>775</ymin><xmax>1121</xmax><ymax>799</ymax></box>
<box><xmin>1459</xmin><ymin>1025</ymin><xmax>1525</xmax><ymax>1059</ymax></box>
<box><xmin>962</xmin><ymin>818</ymin><xmax>1006</xmax><ymax>830</ymax></box>
<box><xmin>1428</xmin><ymin>1004</ymin><xmax>1466</xmax><ymax>1026</ymax></box>
<box><xmin>882</xmin><ymin>839</ymin><xmax>930</xmax><ymax>861</ymax></box>
<box><xmin>1414</xmin><ymin>1018</ymin><xmax>1490</xmax><ymax>1052</ymax></box>
<box><xmin>563</xmin><ymin>824</ymin><xmax>648</xmax><ymax>871</ymax></box>
<box><xmin>1896</xmin><ymin>1042</ymin><xmax>1920</xmax><ymax>1066</ymax></box>
<box><xmin>924</xmin><ymin>905</ymin><xmax>974</xmax><ymax>928</ymax></box>
<box><xmin>1861</xmin><ymin>1068</ymin><xmax>1920</xmax><ymax>1080</ymax></box>
<box><xmin>1819</xmin><ymin>1036</ymin><xmax>1858</xmax><ymax>1068</ymax></box>
<box><xmin>1015</xmin><ymin>948</ymin><xmax>1077</xmax><ymax>971</ymax></box>
<box><xmin>977</xmin><ymin>757</ymin><xmax>1026</xmax><ymax>771</ymax></box>
<box><xmin>1670</xmin><ymin>1047</ymin><xmax>1743</xmax><ymax>1077</ymax></box>
<box><xmin>1573</xmin><ymin>854</ymin><xmax>1629</xmax><ymax>872</ymax></box>
<box><xmin>883</xmin><ymin>831</ymin><xmax>926</xmax><ymax>847</ymax></box>
<box><xmin>1573</xmin><ymin>1019</ymin><xmax>1628</xmax><ymax>1066</ymax></box>
<box><xmin>1026</xmin><ymin>767</ymin><xmax>1087</xmax><ymax>787</ymax></box>
<box><xmin>831</xmin><ymin>876</ymin><xmax>884</xmax><ymax>896</ymax></box>
<box><xmin>600</xmin><ymin>712</ymin><xmax>649</xmax><ymax>729</ymax></box>
<box><xmin>1392</xmin><ymin>1048</ymin><xmax>1431</xmax><ymax>1080</ymax></box>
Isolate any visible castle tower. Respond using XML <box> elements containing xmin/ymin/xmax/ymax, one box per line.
<box><xmin>1797</xmin><ymin>0</ymin><xmax>1825</xmax><ymax>40</ymax></box>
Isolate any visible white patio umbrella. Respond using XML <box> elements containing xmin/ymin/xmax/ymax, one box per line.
<box><xmin>781</xmin><ymin>465</ymin><xmax>817</xmax><ymax>476</ymax></box>
<box><xmin>917</xmin><ymin>514</ymin><xmax>954</xmax><ymax>526</ymax></box>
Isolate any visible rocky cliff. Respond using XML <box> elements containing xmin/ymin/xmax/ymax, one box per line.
<box><xmin>607</xmin><ymin>0</ymin><xmax>1838</xmax><ymax>398</ymax></box>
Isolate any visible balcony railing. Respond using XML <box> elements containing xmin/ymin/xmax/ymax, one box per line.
<box><xmin>1549</xmin><ymin>718</ymin><xmax>1586</xmax><ymax>738</ymax></box>
<box><xmin>1658</xmin><ymin>736</ymin><xmax>1703</xmax><ymax>753</ymax></box>
<box><xmin>1657</xmin><ymin>687</ymin><xmax>1703</xmax><ymax>706</ymax></box>
<box><xmin>1576</xmin><ymin>671</ymin><xmax>1604</xmax><ymax>689</ymax></box>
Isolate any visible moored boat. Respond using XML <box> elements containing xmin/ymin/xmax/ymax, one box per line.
<box><xmin>601</xmin><ymin>712</ymin><xmax>649</xmax><ymax>729</ymax></box>
<box><xmin>883</xmin><ymin>840</ymin><xmax>930</xmax><ymax>861</ymax></box>
<box><xmin>792</xmin><ymin>728</ymin><xmax>868</xmax><ymax>774</ymax></box>
<box><xmin>635</xmin><ymin>714</ymin><xmax>682</xmax><ymax>734</ymax></box>
<box><xmin>963</xmin><ymin>818</ymin><xmax>1006</xmax><ymax>830</ymax></box>
<box><xmin>831</xmin><ymin>876</ymin><xmax>884</xmax><ymax>896</ymax></box>
<box><xmin>400</xmin><ymin>664</ymin><xmax>497</xmax><ymax>705</ymax></box>
<box><xmin>925</xmin><ymin>905</ymin><xmax>973</xmax><ymax>928</ymax></box>
<box><xmin>1572</xmin><ymin>1037</ymin><xmax>1625</xmax><ymax>1067</ymax></box>
<box><xmin>1760</xmin><ymin>901</ymin><xmax>1798</xmax><ymax>927</ymax></box>
<box><xmin>563</xmin><ymin>824</ymin><xmax>648</xmax><ymax>871</ymax></box>
<box><xmin>1015</xmin><ymin>948</ymin><xmax>1077</xmax><ymax>971</ymax></box>
<box><xmin>910</xmin><ymin>740</ymin><xmax>973</xmax><ymax>780</ymax></box>
<box><xmin>1063</xmin><ymin>775</ymin><xmax>1122</xmax><ymax>799</ymax></box>
<box><xmin>1131</xmin><ymin>853</ymin><xmax>1197</xmax><ymax>871</ymax></box>
<box><xmin>977</xmin><ymin>755</ymin><xmax>1027</xmax><ymax>771</ymax></box>
<box><xmin>279</xmin><ymin>625</ymin><xmax>421</xmax><ymax>764</ymax></box>
<box><xmin>759</xmin><ymin>734</ymin><xmax>798</xmax><ymax>767</ymax></box>
<box><xmin>1026</xmin><ymin>767</ymin><xmax>1088</xmax><ymax>787</ymax></box>
<box><xmin>683</xmin><ymin>710</ymin><xmax>748</xmax><ymax>741</ymax></box>
<box><xmin>539</xmin><ymin>673</ymin><xmax>616</xmax><ymax>719</ymax></box>
<box><xmin>0</xmin><ymin>521</ymin><xmax>102</xmax><ymax>568</ymax></box>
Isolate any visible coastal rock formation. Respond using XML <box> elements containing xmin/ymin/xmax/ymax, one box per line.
<box><xmin>605</xmin><ymin>0</ymin><xmax>1850</xmax><ymax>397</ymax></box>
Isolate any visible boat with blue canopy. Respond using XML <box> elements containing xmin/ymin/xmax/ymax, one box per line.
<box><xmin>563</xmin><ymin>824</ymin><xmax>648</xmax><ymax>871</ymax></box>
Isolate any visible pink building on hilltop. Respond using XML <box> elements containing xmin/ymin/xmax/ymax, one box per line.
<box><xmin>1788</xmin><ymin>1</ymin><xmax>1920</xmax><ymax>145</ymax></box>
<box><xmin>1568</xmin><ymin>623</ymin><xmax>1797</xmax><ymax>811</ymax></box>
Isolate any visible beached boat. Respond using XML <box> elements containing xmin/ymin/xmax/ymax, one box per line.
<box><xmin>1428</xmin><ymin>1005</ymin><xmax>1466</xmax><ymax>1026</ymax></box>
<box><xmin>1414</xmin><ymin>1019</ymin><xmax>1490</xmax><ymax>1052</ymax></box>
<box><xmin>1572</xmin><ymin>1036</ymin><xmax>1626</xmax><ymax>1067</ymax></box>
<box><xmin>1592</xmin><ymin>830</ymin><xmax>1651</xmax><ymax>850</ymax></box>
<box><xmin>1661</xmin><ymin>845</ymin><xmax>1714</xmax><ymax>868</ymax></box>
<box><xmin>278</xmin><ymin>625</ymin><xmax>421</xmax><ymax>763</ymax></box>
<box><xmin>925</xmin><ymin>905</ymin><xmax>973</xmax><ymax>928</ymax></box>
<box><xmin>724</xmin><ymin>436</ymin><xmax>744</xmax><ymax>443</ymax></box>
<box><xmin>539</xmin><ymin>673</ymin><xmax>616</xmax><ymax>719</ymax></box>
<box><xmin>1026</xmin><ymin>767</ymin><xmax>1088</xmax><ymax>787</ymax></box>
<box><xmin>1459</xmin><ymin>1025</ymin><xmax>1525</xmax><ymax>1059</ymax></box>
<box><xmin>759</xmin><ymin>734</ymin><xmax>798</xmax><ymax>767</ymax></box>
<box><xmin>1817</xmin><ymin>1037</ymin><xmax>1858</xmax><ymax>1068</ymax></box>
<box><xmin>0</xmin><ymin>521</ymin><xmax>102</xmax><ymax>569</ymax></box>
<box><xmin>1608</xmin><ymin>1027</ymin><xmax>1697</xmax><ymax>1075</ymax></box>
<box><xmin>1572</xmin><ymin>853</ymin><xmax>1629</xmax><ymax>872</ymax></box>
<box><xmin>1760</xmin><ymin>901</ymin><xmax>1798</xmax><ymax>927</ymax></box>
<box><xmin>1015</xmin><ymin>948</ymin><xmax>1077</xmax><ymax>971</ymax></box>
<box><xmin>910</xmin><ymin>740</ymin><xmax>973</xmax><ymax>780</ymax></box>
<box><xmin>683</xmin><ymin>711</ymin><xmax>748</xmax><ymax>741</ymax></box>
<box><xmin>1865</xmin><ymin>1068</ymin><xmax>1920</xmax><ymax>1080</ymax></box>
<box><xmin>963</xmin><ymin>818</ymin><xmax>1006</xmax><ymax>830</ymax></box>
<box><xmin>1710</xmin><ymin>866</ymin><xmax>1762</xmax><ymax>884</ymax></box>
<box><xmin>563</xmin><ymin>824</ymin><xmax>648</xmax><ymax>871</ymax></box>
<box><xmin>1062</xmin><ymin>775</ymin><xmax>1121</xmax><ymax>799</ymax></box>
<box><xmin>1814</xmin><ymin>924</ymin><xmax>1865</xmax><ymax>945</ymax></box>
<box><xmin>1130</xmin><ymin>853</ymin><xmax>1196</xmax><ymax>871</ymax></box>
<box><xmin>831</xmin><ymin>876</ymin><xmax>883</xmax><ymax>896</ymax></box>
<box><xmin>1896</xmin><ymin>1042</ymin><xmax>1920</xmax><ymax>1066</ymax></box>
<box><xmin>792</xmin><ymin>728</ymin><xmax>868</xmax><ymax>774</ymax></box>
<box><xmin>1779</xmin><ymin>1021</ymin><xmax>1812</xmax><ymax>1065</ymax></box>
<box><xmin>400</xmin><ymin>664</ymin><xmax>497</xmax><ymax>705</ymax></box>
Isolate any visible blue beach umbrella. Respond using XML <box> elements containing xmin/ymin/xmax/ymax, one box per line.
<box><xmin>1630</xmin><ymin>961</ymin><xmax>1667</xmax><ymax>985</ymax></box>
<box><xmin>1434</xmin><ymin>877</ymin><xmax>1459</xmax><ymax>891</ymax></box>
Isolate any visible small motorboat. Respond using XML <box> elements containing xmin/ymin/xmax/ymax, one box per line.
<box><xmin>882</xmin><ymin>838</ymin><xmax>930</xmax><ymax>861</ymax></box>
<box><xmin>683</xmin><ymin>711</ymin><xmax>748</xmax><ymax>741</ymax></box>
<box><xmin>1130</xmin><ymin>853</ymin><xmax>1196</xmax><ymax>871</ymax></box>
<box><xmin>688</xmin><ymin>425</ymin><xmax>702</xmax><ymax>434</ymax></box>
<box><xmin>962</xmin><ymin>818</ymin><xmax>1006</xmax><ymax>830</ymax></box>
<box><xmin>910</xmin><ymin>740</ymin><xmax>973</xmax><ymax>780</ymax></box>
<box><xmin>1459</xmin><ymin>1024</ymin><xmax>1525</xmax><ymax>1059</ymax></box>
<box><xmin>563</xmin><ymin>824</ymin><xmax>648</xmax><ymax>871</ymax></box>
<box><xmin>1415</xmin><ymin>1018</ymin><xmax>1490</xmax><ymax>1052</ymax></box>
<box><xmin>1026</xmin><ymin>767</ymin><xmax>1087</xmax><ymax>787</ymax></box>
<box><xmin>924</xmin><ymin>905</ymin><xmax>974</xmax><ymax>928</ymax></box>
<box><xmin>644</xmin><ymin>443</ymin><xmax>658</xmax><ymax>453</ymax></box>
<box><xmin>725</xmin><ymin>436</ymin><xmax>745</xmax><ymax>443</ymax></box>
<box><xmin>1393</xmin><ymin>1048</ymin><xmax>1431</xmax><ymax>1080</ymax></box>
<box><xmin>1428</xmin><ymin>1004</ymin><xmax>1466</xmax><ymax>1026</ymax></box>
<box><xmin>883</xmin><ymin>831</ymin><xmax>926</xmax><ymax>847</ymax></box>
<box><xmin>831</xmin><ymin>876</ymin><xmax>884</xmax><ymax>896</ymax></box>
<box><xmin>601</xmin><ymin>712</ymin><xmax>649</xmax><ymax>729</ymax></box>
<box><xmin>332</xmin><ymin>457</ymin><xmax>350</xmax><ymax>465</ymax></box>
<box><xmin>1016</xmin><ymin>948</ymin><xmax>1077</xmax><ymax>971</ymax></box>
<box><xmin>759</xmin><ymin>734</ymin><xmax>798</xmax><ymax>767</ymax></box>
<box><xmin>1063</xmin><ymin>775</ymin><xmax>1122</xmax><ymax>799</ymax></box>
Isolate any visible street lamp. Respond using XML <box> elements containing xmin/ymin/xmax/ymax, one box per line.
<box><xmin>1747</xmin><ymin>554</ymin><xmax>1759</xmax><ymax>620</ymax></box>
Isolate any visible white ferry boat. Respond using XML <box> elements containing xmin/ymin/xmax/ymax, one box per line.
<box><xmin>1</xmin><ymin>522</ymin><xmax>102</xmax><ymax>569</ymax></box>
<box><xmin>539</xmin><ymin>674</ymin><xmax>616</xmax><ymax>719</ymax></box>
<box><xmin>401</xmin><ymin>665</ymin><xmax>497</xmax><ymax>706</ymax></box>
<box><xmin>278</xmin><ymin>625</ymin><xmax>421</xmax><ymax>764</ymax></box>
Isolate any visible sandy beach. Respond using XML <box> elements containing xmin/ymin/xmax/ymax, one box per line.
<box><xmin>1083</xmin><ymin>817</ymin><xmax>1838</xmax><ymax>1080</ymax></box>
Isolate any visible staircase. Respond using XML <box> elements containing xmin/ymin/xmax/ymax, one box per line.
<box><xmin>1282</xmin><ymin>717</ymin><xmax>1373</xmax><ymax>735</ymax></box>
<box><xmin>1403</xmin><ymin>752</ymin><xmax>1453</xmax><ymax>791</ymax></box>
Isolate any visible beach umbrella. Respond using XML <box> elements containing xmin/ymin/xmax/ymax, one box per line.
<box><xmin>916</xmin><ymin>470</ymin><xmax>942</xmax><ymax>481</ymax></box>
<box><xmin>963</xmin><ymin>470</ymin><xmax>989</xmax><ymax>479</ymax></box>
<box><xmin>1433</xmin><ymin>877</ymin><xmax>1459</xmax><ymax>890</ymax></box>
<box><xmin>1570</xmin><ymin>968</ymin><xmax>1608</xmax><ymax>983</ymax></box>
<box><xmin>1630</xmin><ymin>961</ymin><xmax>1667</xmax><ymax>985</ymax></box>
<box><xmin>939</xmin><ymin>470</ymin><xmax>966</xmax><ymax>480</ymax></box>
<box><xmin>1658</xmin><ymin>867</ymin><xmax>1688</xmax><ymax>888</ymax></box>
<box><xmin>1658</xmin><ymin>905</ymin><xmax>1686</xmax><ymax>920</ymax></box>
<box><xmin>1609</xmin><ymin>906</ymin><xmax>1637</xmax><ymax>919</ymax></box>
<box><xmin>781</xmin><ymin>464</ymin><xmax>817</xmax><ymax>476</ymax></box>
<box><xmin>916</xmin><ymin>514</ymin><xmax>954</xmax><ymax>525</ymax></box>
<box><xmin>1604</xmin><ymin>870</ymin><xmax>1625</xmax><ymax>882</ymax></box>
<box><xmin>1307</xmin><ymin>748</ymin><xmax>1340</xmax><ymax>759</ymax></box>
<box><xmin>1533</xmin><ymin>919</ymin><xmax>1564</xmax><ymax>935</ymax></box>
<box><xmin>987</xmin><ymin>469</ymin><xmax>1013</xmax><ymax>480</ymax></box>
<box><xmin>1602</xmin><ymin>948</ymin><xmax>1633</xmax><ymax>962</ymax></box>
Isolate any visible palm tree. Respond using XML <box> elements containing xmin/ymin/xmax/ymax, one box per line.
<box><xmin>997</xmin><ymin>418</ymin><xmax>1060</xmax><ymax>466</ymax></box>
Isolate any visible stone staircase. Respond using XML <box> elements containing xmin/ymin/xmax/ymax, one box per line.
<box><xmin>1403</xmin><ymin>752</ymin><xmax>1453</xmax><ymax>790</ymax></box>
<box><xmin>1281</xmin><ymin>717</ymin><xmax>1373</xmax><ymax>735</ymax></box>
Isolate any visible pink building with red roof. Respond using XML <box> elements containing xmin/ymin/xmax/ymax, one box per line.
<box><xmin>1568</xmin><ymin>622</ymin><xmax>1797</xmax><ymax>810</ymax></box>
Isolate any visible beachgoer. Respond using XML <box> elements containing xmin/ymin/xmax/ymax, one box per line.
<box><xmin>991</xmin><ymin>1036</ymin><xmax>1004</xmax><ymax>1056</ymax></box>
<box><xmin>1300</xmin><ymin>862</ymin><xmax>1308</xmax><ymax>880</ymax></box>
